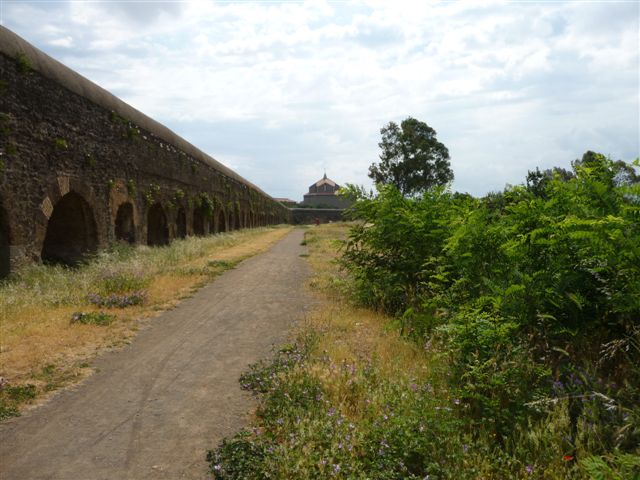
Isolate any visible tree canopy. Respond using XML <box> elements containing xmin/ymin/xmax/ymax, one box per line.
<box><xmin>368</xmin><ymin>117</ymin><xmax>453</xmax><ymax>196</ymax></box>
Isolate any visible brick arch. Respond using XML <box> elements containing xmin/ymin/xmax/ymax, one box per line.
<box><xmin>176</xmin><ymin>207</ymin><xmax>187</xmax><ymax>239</ymax></box>
<box><xmin>234</xmin><ymin>203</ymin><xmax>242</xmax><ymax>230</ymax></box>
<box><xmin>41</xmin><ymin>191</ymin><xmax>98</xmax><ymax>265</ymax></box>
<box><xmin>114</xmin><ymin>202</ymin><xmax>136</xmax><ymax>244</ymax></box>
<box><xmin>109</xmin><ymin>179</ymin><xmax>139</xmax><ymax>244</ymax></box>
<box><xmin>226</xmin><ymin>205</ymin><xmax>236</xmax><ymax>231</ymax></box>
<box><xmin>215</xmin><ymin>208</ymin><xmax>227</xmax><ymax>233</ymax></box>
<box><xmin>36</xmin><ymin>176</ymin><xmax>104</xmax><ymax>265</ymax></box>
<box><xmin>0</xmin><ymin>197</ymin><xmax>10</xmax><ymax>278</ymax></box>
<box><xmin>147</xmin><ymin>202</ymin><xmax>169</xmax><ymax>246</ymax></box>
<box><xmin>192</xmin><ymin>205</ymin><xmax>207</xmax><ymax>236</ymax></box>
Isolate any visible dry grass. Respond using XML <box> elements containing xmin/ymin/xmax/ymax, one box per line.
<box><xmin>0</xmin><ymin>227</ymin><xmax>291</xmax><ymax>408</ymax></box>
<box><xmin>301</xmin><ymin>223</ymin><xmax>438</xmax><ymax>419</ymax></box>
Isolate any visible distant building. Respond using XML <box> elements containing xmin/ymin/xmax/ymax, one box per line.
<box><xmin>302</xmin><ymin>173</ymin><xmax>352</xmax><ymax>209</ymax></box>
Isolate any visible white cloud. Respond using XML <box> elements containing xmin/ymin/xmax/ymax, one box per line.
<box><xmin>2</xmin><ymin>0</ymin><xmax>638</xmax><ymax>199</ymax></box>
<box><xmin>48</xmin><ymin>35</ymin><xmax>73</xmax><ymax>47</ymax></box>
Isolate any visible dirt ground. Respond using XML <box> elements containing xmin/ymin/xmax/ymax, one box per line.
<box><xmin>0</xmin><ymin>229</ymin><xmax>311</xmax><ymax>480</ymax></box>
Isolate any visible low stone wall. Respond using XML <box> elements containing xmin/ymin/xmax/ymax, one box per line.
<box><xmin>0</xmin><ymin>27</ymin><xmax>290</xmax><ymax>276</ymax></box>
<box><xmin>290</xmin><ymin>208</ymin><xmax>345</xmax><ymax>225</ymax></box>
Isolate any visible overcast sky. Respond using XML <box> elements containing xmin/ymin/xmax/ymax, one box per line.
<box><xmin>2</xmin><ymin>1</ymin><xmax>638</xmax><ymax>200</ymax></box>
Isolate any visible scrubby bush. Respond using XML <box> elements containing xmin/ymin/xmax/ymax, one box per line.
<box><xmin>341</xmin><ymin>153</ymin><xmax>639</xmax><ymax>472</ymax></box>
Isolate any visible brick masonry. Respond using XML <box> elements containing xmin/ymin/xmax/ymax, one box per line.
<box><xmin>0</xmin><ymin>27</ymin><xmax>290</xmax><ymax>276</ymax></box>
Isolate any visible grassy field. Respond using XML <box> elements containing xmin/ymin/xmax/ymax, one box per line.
<box><xmin>0</xmin><ymin>226</ymin><xmax>292</xmax><ymax>418</ymax></box>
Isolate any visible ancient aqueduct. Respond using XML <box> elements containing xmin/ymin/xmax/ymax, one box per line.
<box><xmin>0</xmin><ymin>27</ymin><xmax>291</xmax><ymax>278</ymax></box>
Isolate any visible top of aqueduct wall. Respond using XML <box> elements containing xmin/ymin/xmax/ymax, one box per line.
<box><xmin>0</xmin><ymin>26</ymin><xmax>273</xmax><ymax>200</ymax></box>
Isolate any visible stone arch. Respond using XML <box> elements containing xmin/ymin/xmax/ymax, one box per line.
<box><xmin>193</xmin><ymin>206</ymin><xmax>206</xmax><ymax>236</ymax></box>
<box><xmin>235</xmin><ymin>204</ymin><xmax>242</xmax><ymax>229</ymax></box>
<box><xmin>147</xmin><ymin>203</ymin><xmax>169</xmax><ymax>246</ymax></box>
<box><xmin>0</xmin><ymin>199</ymin><xmax>10</xmax><ymax>278</ymax></box>
<box><xmin>227</xmin><ymin>209</ymin><xmax>236</xmax><ymax>231</ymax></box>
<box><xmin>114</xmin><ymin>202</ymin><xmax>135</xmax><ymax>244</ymax></box>
<box><xmin>41</xmin><ymin>191</ymin><xmax>98</xmax><ymax>265</ymax></box>
<box><xmin>176</xmin><ymin>208</ymin><xmax>187</xmax><ymax>239</ymax></box>
<box><xmin>35</xmin><ymin>176</ymin><xmax>105</xmax><ymax>263</ymax></box>
<box><xmin>216</xmin><ymin>209</ymin><xmax>227</xmax><ymax>233</ymax></box>
<box><xmin>237</xmin><ymin>209</ymin><xmax>244</xmax><ymax>230</ymax></box>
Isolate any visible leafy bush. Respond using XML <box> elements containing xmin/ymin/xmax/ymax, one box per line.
<box><xmin>580</xmin><ymin>452</ymin><xmax>640</xmax><ymax>480</ymax></box>
<box><xmin>440</xmin><ymin>310</ymin><xmax>550</xmax><ymax>440</ymax></box>
<box><xmin>340</xmin><ymin>152</ymin><xmax>639</xmax><ymax>469</ymax></box>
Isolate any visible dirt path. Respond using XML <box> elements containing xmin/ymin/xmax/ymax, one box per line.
<box><xmin>0</xmin><ymin>229</ymin><xmax>310</xmax><ymax>480</ymax></box>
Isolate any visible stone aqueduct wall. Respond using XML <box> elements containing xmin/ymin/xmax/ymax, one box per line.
<box><xmin>0</xmin><ymin>27</ymin><xmax>290</xmax><ymax>277</ymax></box>
<box><xmin>291</xmin><ymin>208</ymin><xmax>345</xmax><ymax>225</ymax></box>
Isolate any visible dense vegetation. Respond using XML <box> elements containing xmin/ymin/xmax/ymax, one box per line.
<box><xmin>209</xmin><ymin>152</ymin><xmax>639</xmax><ymax>479</ymax></box>
<box><xmin>341</xmin><ymin>152</ymin><xmax>640</xmax><ymax>476</ymax></box>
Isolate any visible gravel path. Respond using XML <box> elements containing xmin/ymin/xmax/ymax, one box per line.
<box><xmin>0</xmin><ymin>229</ymin><xmax>310</xmax><ymax>480</ymax></box>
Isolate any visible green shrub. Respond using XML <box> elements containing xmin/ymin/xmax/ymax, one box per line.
<box><xmin>0</xmin><ymin>384</ymin><xmax>36</xmax><ymax>420</ymax></box>
<box><xmin>16</xmin><ymin>52</ymin><xmax>32</xmax><ymax>73</ymax></box>
<box><xmin>70</xmin><ymin>311</ymin><xmax>114</xmax><ymax>326</ymax></box>
<box><xmin>580</xmin><ymin>452</ymin><xmax>640</xmax><ymax>480</ymax></box>
<box><xmin>340</xmin><ymin>152</ymin><xmax>639</xmax><ymax>469</ymax></box>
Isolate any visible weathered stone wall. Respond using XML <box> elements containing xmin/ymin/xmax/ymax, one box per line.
<box><xmin>291</xmin><ymin>208</ymin><xmax>345</xmax><ymax>225</ymax></box>
<box><xmin>0</xmin><ymin>27</ymin><xmax>290</xmax><ymax>276</ymax></box>
<box><xmin>302</xmin><ymin>193</ymin><xmax>352</xmax><ymax>209</ymax></box>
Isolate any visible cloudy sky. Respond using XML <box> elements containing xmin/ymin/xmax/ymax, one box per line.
<box><xmin>2</xmin><ymin>1</ymin><xmax>638</xmax><ymax>199</ymax></box>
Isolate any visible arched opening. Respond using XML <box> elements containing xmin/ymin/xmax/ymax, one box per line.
<box><xmin>237</xmin><ymin>211</ymin><xmax>243</xmax><ymax>230</ymax></box>
<box><xmin>41</xmin><ymin>191</ymin><xmax>98</xmax><ymax>265</ymax></box>
<box><xmin>217</xmin><ymin>210</ymin><xmax>227</xmax><ymax>233</ymax></box>
<box><xmin>0</xmin><ymin>201</ymin><xmax>10</xmax><ymax>279</ymax></box>
<box><xmin>235</xmin><ymin>205</ymin><xmax>242</xmax><ymax>229</ymax></box>
<box><xmin>193</xmin><ymin>207</ymin><xmax>206</xmax><ymax>236</ymax></box>
<box><xmin>176</xmin><ymin>208</ymin><xmax>187</xmax><ymax>239</ymax></box>
<box><xmin>114</xmin><ymin>202</ymin><xmax>135</xmax><ymax>244</ymax></box>
<box><xmin>147</xmin><ymin>203</ymin><xmax>168</xmax><ymax>246</ymax></box>
<box><xmin>228</xmin><ymin>211</ymin><xmax>236</xmax><ymax>231</ymax></box>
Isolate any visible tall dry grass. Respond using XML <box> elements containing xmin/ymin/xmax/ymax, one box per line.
<box><xmin>0</xmin><ymin>226</ymin><xmax>291</xmax><ymax>413</ymax></box>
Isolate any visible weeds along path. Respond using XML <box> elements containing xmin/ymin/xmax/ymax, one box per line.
<box><xmin>0</xmin><ymin>229</ymin><xmax>311</xmax><ymax>480</ymax></box>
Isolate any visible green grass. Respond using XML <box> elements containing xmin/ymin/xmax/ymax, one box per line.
<box><xmin>0</xmin><ymin>384</ymin><xmax>36</xmax><ymax>420</ymax></box>
<box><xmin>70</xmin><ymin>311</ymin><xmax>115</xmax><ymax>326</ymax></box>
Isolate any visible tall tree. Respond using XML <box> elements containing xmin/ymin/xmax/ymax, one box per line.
<box><xmin>368</xmin><ymin>117</ymin><xmax>453</xmax><ymax>196</ymax></box>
